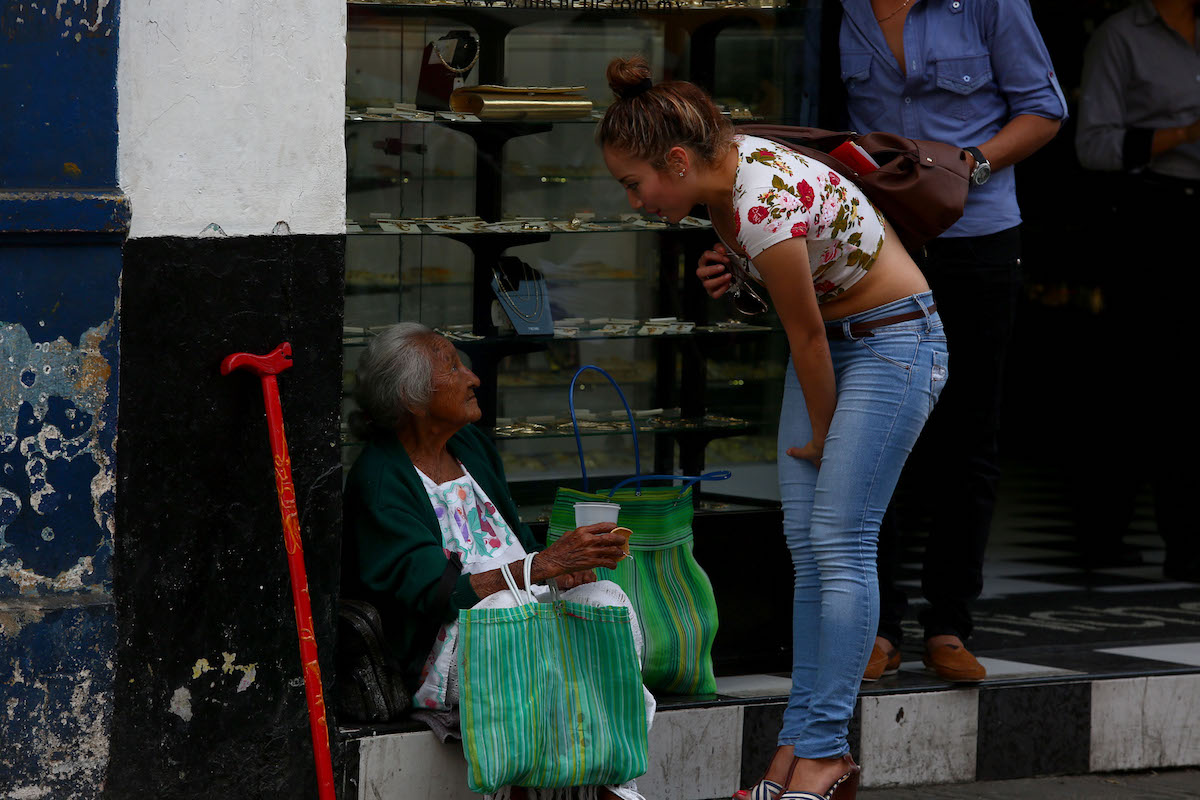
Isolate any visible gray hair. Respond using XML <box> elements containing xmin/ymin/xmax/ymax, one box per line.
<box><xmin>351</xmin><ymin>322</ymin><xmax>437</xmax><ymax>437</ymax></box>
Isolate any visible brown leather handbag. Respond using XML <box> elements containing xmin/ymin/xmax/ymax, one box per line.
<box><xmin>738</xmin><ymin>124</ymin><xmax>971</xmax><ymax>251</ymax></box>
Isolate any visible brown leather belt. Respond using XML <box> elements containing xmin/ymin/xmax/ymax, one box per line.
<box><xmin>824</xmin><ymin>303</ymin><xmax>936</xmax><ymax>340</ymax></box>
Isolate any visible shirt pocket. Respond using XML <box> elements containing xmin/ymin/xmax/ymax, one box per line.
<box><xmin>841</xmin><ymin>50</ymin><xmax>873</xmax><ymax>86</ymax></box>
<box><xmin>934</xmin><ymin>54</ymin><xmax>993</xmax><ymax>120</ymax></box>
<box><xmin>841</xmin><ymin>50</ymin><xmax>888</xmax><ymax>128</ymax></box>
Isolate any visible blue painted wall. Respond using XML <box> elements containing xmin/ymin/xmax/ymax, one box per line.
<box><xmin>0</xmin><ymin>0</ymin><xmax>119</xmax><ymax>189</ymax></box>
<box><xmin>0</xmin><ymin>0</ymin><xmax>125</xmax><ymax>796</ymax></box>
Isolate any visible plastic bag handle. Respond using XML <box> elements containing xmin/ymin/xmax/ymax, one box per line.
<box><xmin>568</xmin><ymin>365</ymin><xmax>640</xmax><ymax>493</ymax></box>
<box><xmin>523</xmin><ymin>553</ymin><xmax>536</xmax><ymax>605</ymax></box>
<box><xmin>499</xmin><ymin>554</ymin><xmax>536</xmax><ymax>606</ymax></box>
<box><xmin>607</xmin><ymin>470</ymin><xmax>733</xmax><ymax>499</ymax></box>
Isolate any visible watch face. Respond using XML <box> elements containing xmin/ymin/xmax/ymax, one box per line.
<box><xmin>973</xmin><ymin>163</ymin><xmax>991</xmax><ymax>186</ymax></box>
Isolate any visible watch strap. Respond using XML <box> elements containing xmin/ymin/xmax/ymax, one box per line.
<box><xmin>964</xmin><ymin>146</ymin><xmax>988</xmax><ymax>175</ymax></box>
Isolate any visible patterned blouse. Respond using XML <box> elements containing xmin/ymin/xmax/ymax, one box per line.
<box><xmin>411</xmin><ymin>464</ymin><xmax>527</xmax><ymax>711</ymax></box>
<box><xmin>730</xmin><ymin>135</ymin><xmax>886</xmax><ymax>304</ymax></box>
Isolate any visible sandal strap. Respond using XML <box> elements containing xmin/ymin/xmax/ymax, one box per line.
<box><xmin>778</xmin><ymin>766</ymin><xmax>859</xmax><ymax>800</ymax></box>
<box><xmin>749</xmin><ymin>780</ymin><xmax>783</xmax><ymax>800</ymax></box>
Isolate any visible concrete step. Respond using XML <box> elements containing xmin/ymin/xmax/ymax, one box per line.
<box><xmin>337</xmin><ymin>661</ymin><xmax>1200</xmax><ymax>799</ymax></box>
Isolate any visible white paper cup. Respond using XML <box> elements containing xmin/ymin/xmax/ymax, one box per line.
<box><xmin>574</xmin><ymin>501</ymin><xmax>621</xmax><ymax>527</ymax></box>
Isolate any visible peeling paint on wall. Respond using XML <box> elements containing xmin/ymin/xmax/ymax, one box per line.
<box><xmin>1</xmin><ymin>0</ymin><xmax>123</xmax><ymax>792</ymax></box>
<box><xmin>2</xmin><ymin>0</ymin><xmax>114</xmax><ymax>38</ymax></box>
<box><xmin>0</xmin><ymin>557</ymin><xmax>95</xmax><ymax>594</ymax></box>
<box><xmin>0</xmin><ymin>316</ymin><xmax>116</xmax><ymax>604</ymax></box>
<box><xmin>221</xmin><ymin>651</ymin><xmax>258</xmax><ymax>692</ymax></box>
<box><xmin>169</xmin><ymin>687</ymin><xmax>192</xmax><ymax>721</ymax></box>
<box><xmin>171</xmin><ymin>653</ymin><xmax>260</xmax><ymax>724</ymax></box>
<box><xmin>0</xmin><ymin>304</ymin><xmax>118</xmax><ymax>797</ymax></box>
<box><xmin>0</xmin><ymin>606</ymin><xmax>115</xmax><ymax>799</ymax></box>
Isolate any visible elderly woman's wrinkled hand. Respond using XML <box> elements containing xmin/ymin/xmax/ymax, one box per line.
<box><xmin>554</xmin><ymin>570</ymin><xmax>598</xmax><ymax>590</ymax></box>
<box><xmin>540</xmin><ymin>523</ymin><xmax>627</xmax><ymax>575</ymax></box>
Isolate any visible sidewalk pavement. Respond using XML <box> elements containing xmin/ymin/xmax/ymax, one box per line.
<box><xmin>858</xmin><ymin>769</ymin><xmax>1199</xmax><ymax>798</ymax></box>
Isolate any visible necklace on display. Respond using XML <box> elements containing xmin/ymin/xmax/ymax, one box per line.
<box><xmin>434</xmin><ymin>37</ymin><xmax>480</xmax><ymax>74</ymax></box>
<box><xmin>875</xmin><ymin>0</ymin><xmax>913</xmax><ymax>22</ymax></box>
<box><xmin>492</xmin><ymin>264</ymin><xmax>544</xmax><ymax>322</ymax></box>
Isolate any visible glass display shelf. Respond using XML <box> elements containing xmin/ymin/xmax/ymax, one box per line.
<box><xmin>336</xmin><ymin>375</ymin><xmax>661</xmax><ymax>396</ymax></box>
<box><xmin>340</xmin><ymin>414</ymin><xmax>755</xmax><ymax>447</ymax></box>
<box><xmin>342</xmin><ymin>323</ymin><xmax>778</xmax><ymax>346</ymax></box>
<box><xmin>346</xmin><ymin>110</ymin><xmax>769</xmax><ymax>124</ymax></box>
<box><xmin>343</xmin><ymin>276</ymin><xmax>662</xmax><ymax>291</ymax></box>
<box><xmin>343</xmin><ymin>217</ymin><xmax>714</xmax><ymax>235</ymax></box>
<box><xmin>494</xmin><ymin>414</ymin><xmax>752</xmax><ymax>438</ymax></box>
<box><xmin>348</xmin><ymin>0</ymin><xmax>789</xmax><ymax>12</ymax></box>
<box><xmin>343</xmin><ymin>0</ymin><xmax>813</xmax><ymax>510</ymax></box>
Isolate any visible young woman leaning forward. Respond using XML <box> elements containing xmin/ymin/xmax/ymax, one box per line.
<box><xmin>597</xmin><ymin>56</ymin><xmax>949</xmax><ymax>800</ymax></box>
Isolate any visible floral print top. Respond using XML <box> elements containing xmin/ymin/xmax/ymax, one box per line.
<box><xmin>731</xmin><ymin>135</ymin><xmax>886</xmax><ymax>304</ymax></box>
<box><xmin>411</xmin><ymin>464</ymin><xmax>527</xmax><ymax>710</ymax></box>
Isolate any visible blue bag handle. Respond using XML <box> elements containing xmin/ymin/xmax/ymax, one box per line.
<box><xmin>607</xmin><ymin>470</ymin><xmax>732</xmax><ymax>499</ymax></box>
<box><xmin>568</xmin><ymin>365</ymin><xmax>733</xmax><ymax>496</ymax></box>
<box><xmin>569</xmin><ymin>365</ymin><xmax>640</xmax><ymax>493</ymax></box>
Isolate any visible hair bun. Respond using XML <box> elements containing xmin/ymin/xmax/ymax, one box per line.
<box><xmin>606</xmin><ymin>56</ymin><xmax>652</xmax><ymax>99</ymax></box>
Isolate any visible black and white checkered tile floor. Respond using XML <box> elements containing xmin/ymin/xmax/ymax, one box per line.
<box><xmin>715</xmin><ymin>459</ymin><xmax>1200</xmax><ymax>791</ymax></box>
<box><xmin>710</xmin><ymin>460</ymin><xmax>1200</xmax><ymax>791</ymax></box>
<box><xmin>716</xmin><ymin>459</ymin><xmax>1200</xmax><ymax>692</ymax></box>
<box><xmin>890</xmin><ymin>459</ymin><xmax>1200</xmax><ymax>681</ymax></box>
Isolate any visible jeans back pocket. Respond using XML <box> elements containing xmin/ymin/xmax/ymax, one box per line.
<box><xmin>930</xmin><ymin>348</ymin><xmax>949</xmax><ymax>414</ymax></box>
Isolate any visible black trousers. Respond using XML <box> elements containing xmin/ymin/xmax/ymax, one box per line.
<box><xmin>876</xmin><ymin>225</ymin><xmax>1023</xmax><ymax>646</ymax></box>
<box><xmin>1074</xmin><ymin>173</ymin><xmax>1198</xmax><ymax>570</ymax></box>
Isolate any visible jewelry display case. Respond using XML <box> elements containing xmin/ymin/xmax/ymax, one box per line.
<box><xmin>343</xmin><ymin>0</ymin><xmax>822</xmax><ymax>523</ymax></box>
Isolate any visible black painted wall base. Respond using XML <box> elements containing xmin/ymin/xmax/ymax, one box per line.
<box><xmin>109</xmin><ymin>235</ymin><xmax>344</xmax><ymax>798</ymax></box>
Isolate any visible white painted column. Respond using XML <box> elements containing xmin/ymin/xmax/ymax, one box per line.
<box><xmin>117</xmin><ymin>0</ymin><xmax>346</xmax><ymax>238</ymax></box>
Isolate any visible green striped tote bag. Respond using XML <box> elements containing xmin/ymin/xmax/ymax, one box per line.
<box><xmin>458</xmin><ymin>556</ymin><xmax>649</xmax><ymax>794</ymax></box>
<box><xmin>547</xmin><ymin>484</ymin><xmax>719</xmax><ymax>696</ymax></box>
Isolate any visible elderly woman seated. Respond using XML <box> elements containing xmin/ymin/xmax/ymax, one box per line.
<box><xmin>342</xmin><ymin>322</ymin><xmax>652</xmax><ymax>800</ymax></box>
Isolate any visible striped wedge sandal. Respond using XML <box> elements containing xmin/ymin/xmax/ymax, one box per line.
<box><xmin>778</xmin><ymin>755</ymin><xmax>860</xmax><ymax>800</ymax></box>
<box><xmin>733</xmin><ymin>779</ymin><xmax>784</xmax><ymax>800</ymax></box>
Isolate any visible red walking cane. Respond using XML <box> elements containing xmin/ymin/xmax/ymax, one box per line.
<box><xmin>221</xmin><ymin>342</ymin><xmax>335</xmax><ymax>800</ymax></box>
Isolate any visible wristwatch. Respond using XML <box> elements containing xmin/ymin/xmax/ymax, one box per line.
<box><xmin>964</xmin><ymin>146</ymin><xmax>991</xmax><ymax>186</ymax></box>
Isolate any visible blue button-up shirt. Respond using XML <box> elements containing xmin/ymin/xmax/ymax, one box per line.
<box><xmin>839</xmin><ymin>0</ymin><xmax>1068</xmax><ymax>237</ymax></box>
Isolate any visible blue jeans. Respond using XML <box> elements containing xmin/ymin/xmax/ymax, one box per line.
<box><xmin>777</xmin><ymin>292</ymin><xmax>947</xmax><ymax>758</ymax></box>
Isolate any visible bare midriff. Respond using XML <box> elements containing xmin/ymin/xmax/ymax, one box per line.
<box><xmin>708</xmin><ymin>213</ymin><xmax>929</xmax><ymax>323</ymax></box>
<box><xmin>816</xmin><ymin>219</ymin><xmax>929</xmax><ymax>321</ymax></box>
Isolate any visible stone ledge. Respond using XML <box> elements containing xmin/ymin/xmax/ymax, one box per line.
<box><xmin>347</xmin><ymin>705</ymin><xmax>741</xmax><ymax>800</ymax></box>
<box><xmin>341</xmin><ymin>671</ymin><xmax>1200</xmax><ymax>797</ymax></box>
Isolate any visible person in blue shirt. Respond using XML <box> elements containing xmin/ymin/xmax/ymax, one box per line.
<box><xmin>839</xmin><ymin>0</ymin><xmax>1067</xmax><ymax>684</ymax></box>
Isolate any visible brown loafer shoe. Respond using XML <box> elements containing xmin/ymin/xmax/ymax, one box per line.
<box><xmin>862</xmin><ymin>641</ymin><xmax>901</xmax><ymax>682</ymax></box>
<box><xmin>923</xmin><ymin>642</ymin><xmax>986</xmax><ymax>682</ymax></box>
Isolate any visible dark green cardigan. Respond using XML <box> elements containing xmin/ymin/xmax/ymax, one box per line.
<box><xmin>341</xmin><ymin>424</ymin><xmax>540</xmax><ymax>690</ymax></box>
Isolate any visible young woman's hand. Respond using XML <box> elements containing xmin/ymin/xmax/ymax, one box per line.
<box><xmin>786</xmin><ymin>440</ymin><xmax>824</xmax><ymax>468</ymax></box>
<box><xmin>697</xmin><ymin>243</ymin><xmax>734</xmax><ymax>298</ymax></box>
